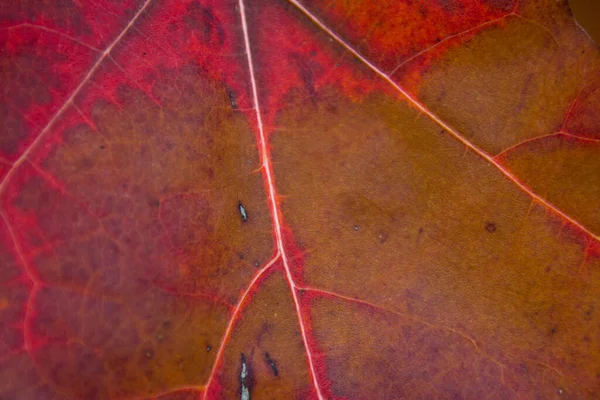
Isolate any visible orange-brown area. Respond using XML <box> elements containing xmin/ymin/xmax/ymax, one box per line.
<box><xmin>271</xmin><ymin>87</ymin><xmax>600</xmax><ymax>397</ymax></box>
<box><xmin>206</xmin><ymin>270</ymin><xmax>315</xmax><ymax>399</ymax></box>
<box><xmin>307</xmin><ymin>293</ymin><xmax>594</xmax><ymax>398</ymax></box>
<box><xmin>417</xmin><ymin>8</ymin><xmax>599</xmax><ymax>155</ymax></box>
<box><xmin>0</xmin><ymin>66</ymin><xmax>274</xmax><ymax>397</ymax></box>
<box><xmin>155</xmin><ymin>389</ymin><xmax>203</xmax><ymax>400</ymax></box>
<box><xmin>499</xmin><ymin>135</ymin><xmax>600</xmax><ymax>236</ymax></box>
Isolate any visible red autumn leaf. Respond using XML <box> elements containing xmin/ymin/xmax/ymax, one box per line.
<box><xmin>1</xmin><ymin>0</ymin><xmax>599</xmax><ymax>399</ymax></box>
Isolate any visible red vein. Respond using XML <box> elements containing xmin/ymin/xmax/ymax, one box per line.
<box><xmin>1</xmin><ymin>23</ymin><xmax>101</xmax><ymax>52</ymax></box>
<box><xmin>203</xmin><ymin>254</ymin><xmax>279</xmax><ymax>397</ymax></box>
<box><xmin>493</xmin><ymin>131</ymin><xmax>600</xmax><ymax>159</ymax></box>
<box><xmin>236</xmin><ymin>1</ymin><xmax>326</xmax><ymax>398</ymax></box>
<box><xmin>390</xmin><ymin>13</ymin><xmax>514</xmax><ymax>75</ymax></box>
<box><xmin>287</xmin><ymin>0</ymin><xmax>599</xmax><ymax>243</ymax></box>
<box><xmin>0</xmin><ymin>210</ymin><xmax>41</xmax><ymax>355</ymax></box>
<box><xmin>0</xmin><ymin>0</ymin><xmax>152</xmax><ymax>198</ymax></box>
<box><xmin>299</xmin><ymin>286</ymin><xmax>506</xmax><ymax>371</ymax></box>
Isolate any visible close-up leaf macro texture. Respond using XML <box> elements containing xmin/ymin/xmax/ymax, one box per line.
<box><xmin>0</xmin><ymin>0</ymin><xmax>599</xmax><ymax>399</ymax></box>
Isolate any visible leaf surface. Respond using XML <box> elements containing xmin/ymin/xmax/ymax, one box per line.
<box><xmin>0</xmin><ymin>0</ymin><xmax>599</xmax><ymax>399</ymax></box>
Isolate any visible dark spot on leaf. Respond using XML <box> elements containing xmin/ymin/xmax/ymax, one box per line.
<box><xmin>228</xmin><ymin>90</ymin><xmax>237</xmax><ymax>109</ymax></box>
<box><xmin>142</xmin><ymin>51</ymin><xmax>147</xmax><ymax>56</ymax></box>
<box><xmin>353</xmin><ymin>225</ymin><xmax>359</xmax><ymax>231</ymax></box>
<box><xmin>299</xmin><ymin>289</ymin><xmax>305</xmax><ymax>295</ymax></box>
<box><xmin>265</xmin><ymin>352</ymin><xmax>279</xmax><ymax>376</ymax></box>
<box><xmin>485</xmin><ymin>222</ymin><xmax>496</xmax><ymax>233</ymax></box>
<box><xmin>206</xmin><ymin>345</ymin><xmax>212</xmax><ymax>352</ymax></box>
<box><xmin>550</xmin><ymin>326</ymin><xmax>557</xmax><ymax>335</ymax></box>
<box><xmin>149</xmin><ymin>198</ymin><xmax>160</xmax><ymax>208</ymax></box>
<box><xmin>440</xmin><ymin>129</ymin><xmax>446</xmax><ymax>134</ymax></box>
<box><xmin>99</xmin><ymin>145</ymin><xmax>105</xmax><ymax>150</ymax></box>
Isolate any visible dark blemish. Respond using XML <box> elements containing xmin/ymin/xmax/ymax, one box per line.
<box><xmin>99</xmin><ymin>145</ymin><xmax>105</xmax><ymax>150</ymax></box>
<box><xmin>435</xmin><ymin>37</ymin><xmax>441</xmax><ymax>43</ymax></box>
<box><xmin>440</xmin><ymin>129</ymin><xmax>446</xmax><ymax>134</ymax></box>
<box><xmin>142</xmin><ymin>51</ymin><xmax>147</xmax><ymax>56</ymax></box>
<box><xmin>145</xmin><ymin>349</ymin><xmax>154</xmax><ymax>359</ymax></box>
<box><xmin>238</xmin><ymin>202</ymin><xmax>248</xmax><ymax>222</ymax></box>
<box><xmin>185</xmin><ymin>2</ymin><xmax>225</xmax><ymax>47</ymax></box>
<box><xmin>149</xmin><ymin>198</ymin><xmax>160</xmax><ymax>208</ymax></box>
<box><xmin>550</xmin><ymin>326</ymin><xmax>557</xmax><ymax>335</ymax></box>
<box><xmin>206</xmin><ymin>345</ymin><xmax>212</xmax><ymax>352</ymax></box>
<box><xmin>228</xmin><ymin>90</ymin><xmax>237</xmax><ymax>109</ymax></box>
<box><xmin>238</xmin><ymin>253</ymin><xmax>245</xmax><ymax>260</ymax></box>
<box><xmin>292</xmin><ymin>53</ymin><xmax>317</xmax><ymax>102</ymax></box>
<box><xmin>545</xmin><ymin>266</ymin><xmax>551</xmax><ymax>273</ymax></box>
<box><xmin>485</xmin><ymin>222</ymin><xmax>496</xmax><ymax>233</ymax></box>
<box><xmin>299</xmin><ymin>289</ymin><xmax>305</xmax><ymax>295</ymax></box>
<box><xmin>265</xmin><ymin>352</ymin><xmax>279</xmax><ymax>376</ymax></box>
<box><xmin>581</xmin><ymin>50</ymin><xmax>585</xmax><ymax>54</ymax></box>
<box><xmin>416</xmin><ymin>227</ymin><xmax>424</xmax><ymax>245</ymax></box>
<box><xmin>353</xmin><ymin>225</ymin><xmax>359</xmax><ymax>231</ymax></box>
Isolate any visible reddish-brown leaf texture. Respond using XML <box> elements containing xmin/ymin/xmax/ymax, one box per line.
<box><xmin>1</xmin><ymin>0</ymin><xmax>599</xmax><ymax>399</ymax></box>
